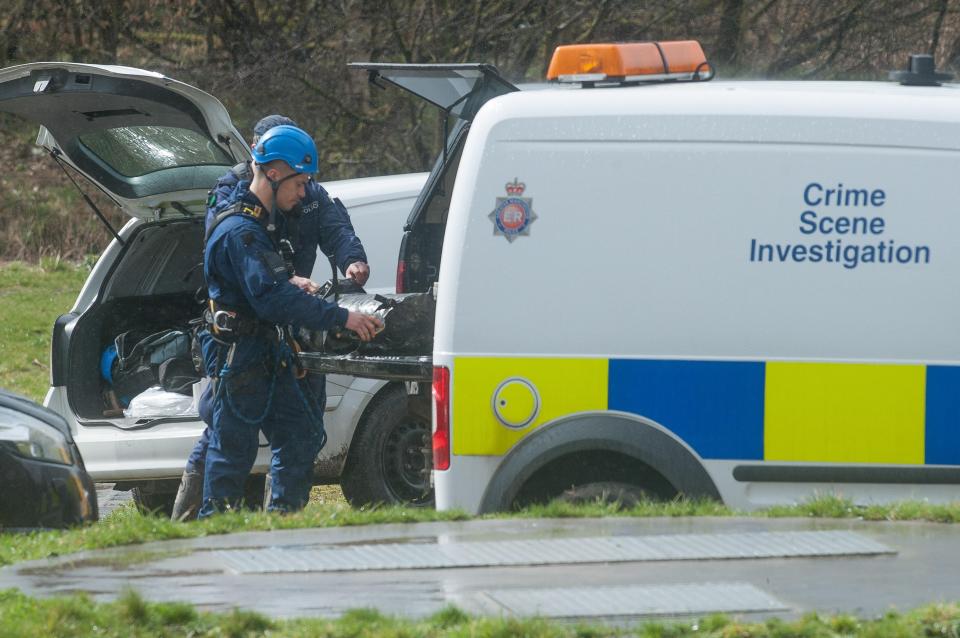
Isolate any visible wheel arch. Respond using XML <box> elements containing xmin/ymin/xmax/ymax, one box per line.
<box><xmin>320</xmin><ymin>378</ymin><xmax>397</xmax><ymax>479</ymax></box>
<box><xmin>477</xmin><ymin>412</ymin><xmax>721</xmax><ymax>513</ymax></box>
<box><xmin>337</xmin><ymin>380</ymin><xmax>433</xmax><ymax>506</ymax></box>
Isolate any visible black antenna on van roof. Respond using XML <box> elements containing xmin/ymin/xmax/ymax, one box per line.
<box><xmin>889</xmin><ymin>54</ymin><xmax>953</xmax><ymax>86</ymax></box>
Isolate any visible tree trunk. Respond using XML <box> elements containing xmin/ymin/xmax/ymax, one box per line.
<box><xmin>716</xmin><ymin>0</ymin><xmax>744</xmax><ymax>67</ymax></box>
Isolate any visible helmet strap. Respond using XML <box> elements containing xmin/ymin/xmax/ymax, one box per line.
<box><xmin>264</xmin><ymin>169</ymin><xmax>300</xmax><ymax>234</ymax></box>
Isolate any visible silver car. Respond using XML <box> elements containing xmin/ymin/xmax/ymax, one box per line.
<box><xmin>0</xmin><ymin>62</ymin><xmax>431</xmax><ymax>513</ymax></box>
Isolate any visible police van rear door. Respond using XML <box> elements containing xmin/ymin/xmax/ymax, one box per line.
<box><xmin>348</xmin><ymin>63</ymin><xmax>517</xmax><ymax>122</ymax></box>
<box><xmin>349</xmin><ymin>63</ymin><xmax>519</xmax><ymax>293</ymax></box>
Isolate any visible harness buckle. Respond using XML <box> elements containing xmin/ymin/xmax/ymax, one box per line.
<box><xmin>212</xmin><ymin>309</ymin><xmax>237</xmax><ymax>334</ymax></box>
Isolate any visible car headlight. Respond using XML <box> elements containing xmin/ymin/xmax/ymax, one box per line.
<box><xmin>0</xmin><ymin>406</ymin><xmax>73</xmax><ymax>465</ymax></box>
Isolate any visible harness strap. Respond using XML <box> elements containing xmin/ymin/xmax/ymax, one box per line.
<box><xmin>205</xmin><ymin>201</ymin><xmax>270</xmax><ymax>243</ymax></box>
<box><xmin>203</xmin><ymin>199</ymin><xmax>278</xmax><ymax>302</ymax></box>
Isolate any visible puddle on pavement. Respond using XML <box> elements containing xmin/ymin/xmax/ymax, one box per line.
<box><xmin>19</xmin><ymin>548</ymin><xmax>190</xmax><ymax>575</ymax></box>
<box><xmin>192</xmin><ymin>535</ymin><xmax>443</xmax><ymax>554</ymax></box>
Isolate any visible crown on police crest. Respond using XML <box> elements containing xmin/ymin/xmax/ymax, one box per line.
<box><xmin>505</xmin><ymin>178</ymin><xmax>526</xmax><ymax>195</ymax></box>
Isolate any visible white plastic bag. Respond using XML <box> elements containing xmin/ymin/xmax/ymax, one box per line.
<box><xmin>124</xmin><ymin>385</ymin><xmax>196</xmax><ymax>418</ymax></box>
<box><xmin>191</xmin><ymin>377</ymin><xmax>210</xmax><ymax>414</ymax></box>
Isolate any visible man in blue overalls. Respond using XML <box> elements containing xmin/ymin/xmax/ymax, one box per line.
<box><xmin>208</xmin><ymin>114</ymin><xmax>370</xmax><ymax>290</ymax></box>
<box><xmin>199</xmin><ymin>125</ymin><xmax>381</xmax><ymax>516</ymax></box>
<box><xmin>171</xmin><ymin>116</ymin><xmax>371</xmax><ymax>520</ymax></box>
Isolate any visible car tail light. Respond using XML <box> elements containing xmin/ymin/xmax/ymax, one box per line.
<box><xmin>432</xmin><ymin>365</ymin><xmax>450</xmax><ymax>471</ymax></box>
<box><xmin>395</xmin><ymin>259</ymin><xmax>407</xmax><ymax>293</ymax></box>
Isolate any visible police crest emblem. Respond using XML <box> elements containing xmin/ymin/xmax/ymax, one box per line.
<box><xmin>489</xmin><ymin>178</ymin><xmax>537</xmax><ymax>242</ymax></box>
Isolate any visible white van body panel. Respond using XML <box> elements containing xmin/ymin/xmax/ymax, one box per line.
<box><xmin>434</xmin><ymin>81</ymin><xmax>960</xmax><ymax>513</ymax></box>
<box><xmin>433</xmin><ymin>455</ymin><xmax>500</xmax><ymax>514</ymax></box>
<box><xmin>438</xmin><ymin>82</ymin><xmax>960</xmax><ymax>361</ymax></box>
<box><xmin>704</xmin><ymin>460</ymin><xmax>960</xmax><ymax>511</ymax></box>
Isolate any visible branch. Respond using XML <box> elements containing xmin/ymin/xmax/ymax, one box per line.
<box><xmin>296</xmin><ymin>73</ymin><xmax>380</xmax><ymax>125</ymax></box>
<box><xmin>384</xmin><ymin>0</ymin><xmax>413</xmax><ymax>62</ymax></box>
<box><xmin>930</xmin><ymin>0</ymin><xmax>949</xmax><ymax>55</ymax></box>
<box><xmin>120</xmin><ymin>26</ymin><xmax>181</xmax><ymax>65</ymax></box>
<box><xmin>577</xmin><ymin>0</ymin><xmax>616</xmax><ymax>43</ymax></box>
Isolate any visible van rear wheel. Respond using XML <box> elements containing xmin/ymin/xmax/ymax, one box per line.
<box><xmin>555</xmin><ymin>481</ymin><xmax>651</xmax><ymax>509</ymax></box>
<box><xmin>341</xmin><ymin>385</ymin><xmax>434</xmax><ymax>508</ymax></box>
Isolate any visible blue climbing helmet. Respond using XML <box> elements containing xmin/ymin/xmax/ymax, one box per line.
<box><xmin>251</xmin><ymin>124</ymin><xmax>318</xmax><ymax>174</ymax></box>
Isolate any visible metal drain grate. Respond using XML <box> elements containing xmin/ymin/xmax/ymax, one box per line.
<box><xmin>216</xmin><ymin>530</ymin><xmax>893</xmax><ymax>574</ymax></box>
<box><xmin>481</xmin><ymin>581</ymin><xmax>788</xmax><ymax>618</ymax></box>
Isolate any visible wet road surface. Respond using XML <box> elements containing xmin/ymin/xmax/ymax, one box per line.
<box><xmin>95</xmin><ymin>484</ymin><xmax>132</xmax><ymax>517</ymax></box>
<box><xmin>2</xmin><ymin>516</ymin><xmax>958</xmax><ymax>622</ymax></box>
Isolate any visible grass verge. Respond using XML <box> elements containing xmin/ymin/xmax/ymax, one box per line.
<box><xmin>0</xmin><ymin>501</ymin><xmax>468</xmax><ymax>567</ymax></box>
<box><xmin>3</xmin><ymin>493</ymin><xmax>960</xmax><ymax>569</ymax></box>
<box><xmin>2</xmin><ymin>587</ymin><xmax>959</xmax><ymax>637</ymax></box>
<box><xmin>0</xmin><ymin>261</ymin><xmax>89</xmax><ymax>401</ymax></box>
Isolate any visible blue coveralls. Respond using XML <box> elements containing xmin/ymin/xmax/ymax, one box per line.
<box><xmin>198</xmin><ymin>187</ymin><xmax>351</xmax><ymax>517</ymax></box>
<box><xmin>187</xmin><ymin>166</ymin><xmax>366</xmax><ymax>474</ymax></box>
<box><xmin>207</xmin><ymin>165</ymin><xmax>367</xmax><ymax>278</ymax></box>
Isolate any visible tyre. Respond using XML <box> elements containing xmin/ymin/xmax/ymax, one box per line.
<box><xmin>341</xmin><ymin>385</ymin><xmax>434</xmax><ymax>507</ymax></box>
<box><xmin>134</xmin><ymin>474</ymin><xmax>265</xmax><ymax>518</ymax></box>
<box><xmin>555</xmin><ymin>481</ymin><xmax>650</xmax><ymax>509</ymax></box>
<box><xmin>131</xmin><ymin>483</ymin><xmax>178</xmax><ymax>517</ymax></box>
<box><xmin>244</xmin><ymin>474</ymin><xmax>267</xmax><ymax>510</ymax></box>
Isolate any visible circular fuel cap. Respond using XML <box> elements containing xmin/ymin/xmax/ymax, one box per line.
<box><xmin>492</xmin><ymin>377</ymin><xmax>540</xmax><ymax>428</ymax></box>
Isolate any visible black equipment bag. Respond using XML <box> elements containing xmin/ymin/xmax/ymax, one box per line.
<box><xmin>109</xmin><ymin>329</ymin><xmax>200</xmax><ymax>403</ymax></box>
<box><xmin>297</xmin><ymin>291</ymin><xmax>435</xmax><ymax>356</ymax></box>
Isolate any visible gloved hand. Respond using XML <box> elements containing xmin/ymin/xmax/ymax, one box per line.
<box><xmin>345</xmin><ymin>311</ymin><xmax>383</xmax><ymax>341</ymax></box>
<box><xmin>290</xmin><ymin>275</ymin><xmax>321</xmax><ymax>295</ymax></box>
<box><xmin>345</xmin><ymin>261</ymin><xmax>370</xmax><ymax>286</ymax></box>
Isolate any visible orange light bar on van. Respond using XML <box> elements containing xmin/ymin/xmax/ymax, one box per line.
<box><xmin>546</xmin><ymin>40</ymin><xmax>712</xmax><ymax>83</ymax></box>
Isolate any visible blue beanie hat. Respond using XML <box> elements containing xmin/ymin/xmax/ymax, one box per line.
<box><xmin>252</xmin><ymin>114</ymin><xmax>298</xmax><ymax>141</ymax></box>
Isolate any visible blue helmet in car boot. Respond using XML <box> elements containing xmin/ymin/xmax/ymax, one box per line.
<box><xmin>100</xmin><ymin>344</ymin><xmax>118</xmax><ymax>384</ymax></box>
<box><xmin>251</xmin><ymin>125</ymin><xmax>318</xmax><ymax>174</ymax></box>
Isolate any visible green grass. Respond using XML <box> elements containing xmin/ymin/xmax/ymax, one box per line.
<box><xmin>0</xmin><ymin>261</ymin><xmax>88</xmax><ymax>401</ymax></box>
<box><xmin>0</xmin><ymin>501</ymin><xmax>470</xmax><ymax>568</ymax></box>
<box><xmin>0</xmin><ymin>587</ymin><xmax>959</xmax><ymax>637</ymax></box>
<box><xmin>513</xmin><ymin>492</ymin><xmax>960</xmax><ymax>523</ymax></box>
<box><xmin>4</xmin><ymin>494</ymin><xmax>960</xmax><ymax>569</ymax></box>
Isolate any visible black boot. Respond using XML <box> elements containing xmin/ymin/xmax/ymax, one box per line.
<box><xmin>170</xmin><ymin>469</ymin><xmax>204</xmax><ymax>521</ymax></box>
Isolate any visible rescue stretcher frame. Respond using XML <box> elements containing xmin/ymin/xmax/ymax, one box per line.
<box><xmin>298</xmin><ymin>352</ymin><xmax>433</xmax><ymax>382</ymax></box>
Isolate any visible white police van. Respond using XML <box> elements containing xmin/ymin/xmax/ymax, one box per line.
<box><xmin>343</xmin><ymin>42</ymin><xmax>960</xmax><ymax>513</ymax></box>
<box><xmin>0</xmin><ymin>62</ymin><xmax>430</xmax><ymax>512</ymax></box>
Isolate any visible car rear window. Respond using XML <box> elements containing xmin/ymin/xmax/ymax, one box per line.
<box><xmin>78</xmin><ymin>125</ymin><xmax>233</xmax><ymax>177</ymax></box>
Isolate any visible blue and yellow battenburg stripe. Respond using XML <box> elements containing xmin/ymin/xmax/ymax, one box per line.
<box><xmin>452</xmin><ymin>357</ymin><xmax>960</xmax><ymax>465</ymax></box>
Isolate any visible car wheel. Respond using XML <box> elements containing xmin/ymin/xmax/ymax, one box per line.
<box><xmin>131</xmin><ymin>485</ymin><xmax>177</xmax><ymax>517</ymax></box>
<box><xmin>243</xmin><ymin>474</ymin><xmax>267</xmax><ymax>510</ymax></box>
<box><xmin>341</xmin><ymin>385</ymin><xmax>434</xmax><ymax>508</ymax></box>
<box><xmin>134</xmin><ymin>474</ymin><xmax>266</xmax><ymax>518</ymax></box>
